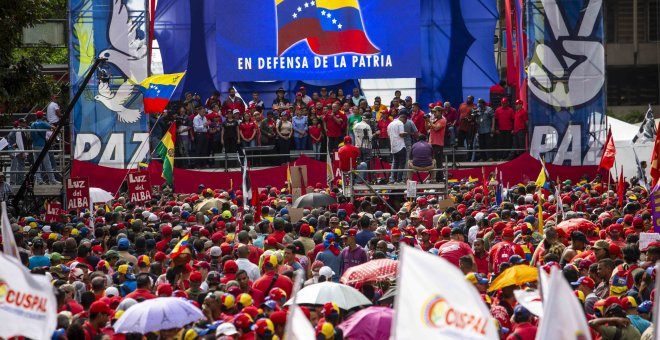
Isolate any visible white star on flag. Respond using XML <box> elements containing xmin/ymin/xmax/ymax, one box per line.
<box><xmin>293</xmin><ymin>12</ymin><xmax>297</xmax><ymax>18</ymax></box>
<box><xmin>304</xmin><ymin>2</ymin><xmax>309</xmax><ymax>7</ymax></box>
<box><xmin>297</xmin><ymin>6</ymin><xmax>301</xmax><ymax>11</ymax></box>
<box><xmin>332</xmin><ymin>19</ymin><xmax>336</xmax><ymax>24</ymax></box>
<box><xmin>310</xmin><ymin>0</ymin><xmax>315</xmax><ymax>5</ymax></box>
<box><xmin>321</xmin><ymin>10</ymin><xmax>325</xmax><ymax>15</ymax></box>
<box><xmin>326</xmin><ymin>13</ymin><xmax>331</xmax><ymax>18</ymax></box>
<box><xmin>338</xmin><ymin>23</ymin><xmax>342</xmax><ymax>29</ymax></box>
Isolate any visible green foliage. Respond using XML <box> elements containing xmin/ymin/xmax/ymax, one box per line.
<box><xmin>622</xmin><ymin>110</ymin><xmax>646</xmax><ymax>124</ymax></box>
<box><xmin>0</xmin><ymin>0</ymin><xmax>68</xmax><ymax>113</ymax></box>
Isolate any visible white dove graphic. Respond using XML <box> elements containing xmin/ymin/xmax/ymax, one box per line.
<box><xmin>95</xmin><ymin>81</ymin><xmax>142</xmax><ymax>123</ymax></box>
<box><xmin>95</xmin><ymin>0</ymin><xmax>147</xmax><ymax>123</ymax></box>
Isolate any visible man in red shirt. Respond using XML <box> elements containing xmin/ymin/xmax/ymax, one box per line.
<box><xmin>338</xmin><ymin>136</ymin><xmax>360</xmax><ymax>172</ymax></box>
<box><xmin>125</xmin><ymin>273</ymin><xmax>157</xmax><ymax>300</ymax></box>
<box><xmin>410</xmin><ymin>103</ymin><xmax>427</xmax><ymax>135</ymax></box>
<box><xmin>506</xmin><ymin>305</ymin><xmax>538</xmax><ymax>340</ymax></box>
<box><xmin>511</xmin><ymin>99</ymin><xmax>528</xmax><ymax>158</ymax></box>
<box><xmin>489</xmin><ymin>227</ymin><xmax>526</xmax><ymax>273</ymax></box>
<box><xmin>494</xmin><ymin>97</ymin><xmax>515</xmax><ymax>160</ymax></box>
<box><xmin>156</xmin><ymin>225</ymin><xmax>173</xmax><ymax>252</ymax></box>
<box><xmin>83</xmin><ymin>301</ymin><xmax>112</xmax><ymax>340</ymax></box>
<box><xmin>428</xmin><ymin>106</ymin><xmax>447</xmax><ymax>182</ymax></box>
<box><xmin>222</xmin><ymin>87</ymin><xmax>245</xmax><ymax>115</ymax></box>
<box><xmin>253</xmin><ymin>255</ymin><xmax>293</xmax><ymax>297</ymax></box>
<box><xmin>324</xmin><ymin>102</ymin><xmax>346</xmax><ymax>152</ymax></box>
<box><xmin>438</xmin><ymin>228</ymin><xmax>475</xmax><ymax>268</ymax></box>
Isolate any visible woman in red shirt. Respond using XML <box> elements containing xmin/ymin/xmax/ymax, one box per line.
<box><xmin>309</xmin><ymin>116</ymin><xmax>323</xmax><ymax>160</ymax></box>
<box><xmin>376</xmin><ymin>110</ymin><xmax>392</xmax><ymax>150</ymax></box>
<box><xmin>239</xmin><ymin>112</ymin><xmax>258</xmax><ymax>148</ymax></box>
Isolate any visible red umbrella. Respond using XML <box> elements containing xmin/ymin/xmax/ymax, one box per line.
<box><xmin>556</xmin><ymin>218</ymin><xmax>596</xmax><ymax>233</ymax></box>
<box><xmin>340</xmin><ymin>259</ymin><xmax>398</xmax><ymax>284</ymax></box>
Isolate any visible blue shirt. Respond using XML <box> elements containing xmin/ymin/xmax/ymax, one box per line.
<box><xmin>28</xmin><ymin>255</ymin><xmax>50</xmax><ymax>269</ymax></box>
<box><xmin>30</xmin><ymin>120</ymin><xmax>52</xmax><ymax>148</ymax></box>
<box><xmin>292</xmin><ymin>116</ymin><xmax>308</xmax><ymax>138</ymax></box>
<box><xmin>627</xmin><ymin>315</ymin><xmax>651</xmax><ymax>334</ymax></box>
<box><xmin>475</xmin><ymin>106</ymin><xmax>494</xmax><ymax>134</ymax></box>
<box><xmin>356</xmin><ymin>230</ymin><xmax>375</xmax><ymax>248</ymax></box>
<box><xmin>316</xmin><ymin>249</ymin><xmax>341</xmax><ymax>282</ymax></box>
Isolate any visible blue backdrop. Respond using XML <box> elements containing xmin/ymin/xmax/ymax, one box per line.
<box><xmin>154</xmin><ymin>0</ymin><xmax>498</xmax><ymax>108</ymax></box>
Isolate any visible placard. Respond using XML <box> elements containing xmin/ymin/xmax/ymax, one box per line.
<box><xmin>406</xmin><ymin>180</ymin><xmax>417</xmax><ymax>199</ymax></box>
<box><xmin>127</xmin><ymin>170</ymin><xmax>153</xmax><ymax>203</ymax></box>
<box><xmin>437</xmin><ymin>198</ymin><xmax>454</xmax><ymax>210</ymax></box>
<box><xmin>65</xmin><ymin>177</ymin><xmax>90</xmax><ymax>210</ymax></box>
<box><xmin>639</xmin><ymin>232</ymin><xmax>660</xmax><ymax>251</ymax></box>
<box><xmin>288</xmin><ymin>208</ymin><xmax>305</xmax><ymax>223</ymax></box>
<box><xmin>45</xmin><ymin>201</ymin><xmax>62</xmax><ymax>223</ymax></box>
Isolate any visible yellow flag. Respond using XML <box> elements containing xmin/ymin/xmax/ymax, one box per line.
<box><xmin>537</xmin><ymin>191</ymin><xmax>544</xmax><ymax>234</ymax></box>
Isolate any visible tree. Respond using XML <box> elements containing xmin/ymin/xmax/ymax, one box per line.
<box><xmin>0</xmin><ymin>0</ymin><xmax>68</xmax><ymax>115</ymax></box>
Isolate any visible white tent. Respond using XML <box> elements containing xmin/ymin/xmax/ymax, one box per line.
<box><xmin>608</xmin><ymin>116</ymin><xmax>654</xmax><ymax>182</ymax></box>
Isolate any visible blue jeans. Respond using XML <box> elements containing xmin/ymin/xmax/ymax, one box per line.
<box><xmin>294</xmin><ymin>136</ymin><xmax>309</xmax><ymax>150</ymax></box>
<box><xmin>34</xmin><ymin>147</ymin><xmax>56</xmax><ymax>183</ymax></box>
<box><xmin>312</xmin><ymin>142</ymin><xmax>321</xmax><ymax>159</ymax></box>
<box><xmin>389</xmin><ymin>148</ymin><xmax>407</xmax><ymax>182</ymax></box>
<box><xmin>10</xmin><ymin>154</ymin><xmax>25</xmax><ymax>185</ymax></box>
<box><xmin>241</xmin><ymin>139</ymin><xmax>256</xmax><ymax>148</ymax></box>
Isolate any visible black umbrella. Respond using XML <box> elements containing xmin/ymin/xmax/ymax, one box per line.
<box><xmin>292</xmin><ymin>193</ymin><xmax>337</xmax><ymax>208</ymax></box>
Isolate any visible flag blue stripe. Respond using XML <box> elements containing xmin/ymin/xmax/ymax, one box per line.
<box><xmin>143</xmin><ymin>84</ymin><xmax>176</xmax><ymax>100</ymax></box>
<box><xmin>277</xmin><ymin>0</ymin><xmax>317</xmax><ymax>28</ymax></box>
<box><xmin>316</xmin><ymin>7</ymin><xmax>364</xmax><ymax>32</ymax></box>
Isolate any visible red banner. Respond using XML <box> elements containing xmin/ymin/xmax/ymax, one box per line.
<box><xmin>65</xmin><ymin>177</ymin><xmax>90</xmax><ymax>211</ymax></box>
<box><xmin>127</xmin><ymin>170</ymin><xmax>153</xmax><ymax>203</ymax></box>
<box><xmin>45</xmin><ymin>201</ymin><xmax>62</xmax><ymax>223</ymax></box>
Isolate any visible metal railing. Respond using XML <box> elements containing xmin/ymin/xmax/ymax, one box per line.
<box><xmin>0</xmin><ymin>128</ymin><xmax>67</xmax><ymax>187</ymax></box>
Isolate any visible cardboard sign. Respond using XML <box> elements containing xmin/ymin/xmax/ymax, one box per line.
<box><xmin>65</xmin><ymin>177</ymin><xmax>90</xmax><ymax>210</ymax></box>
<box><xmin>406</xmin><ymin>180</ymin><xmax>417</xmax><ymax>198</ymax></box>
<box><xmin>290</xmin><ymin>165</ymin><xmax>309</xmax><ymax>201</ymax></box>
<box><xmin>127</xmin><ymin>170</ymin><xmax>153</xmax><ymax>203</ymax></box>
<box><xmin>437</xmin><ymin>198</ymin><xmax>454</xmax><ymax>210</ymax></box>
<box><xmin>288</xmin><ymin>208</ymin><xmax>305</xmax><ymax>223</ymax></box>
<box><xmin>639</xmin><ymin>232</ymin><xmax>660</xmax><ymax>250</ymax></box>
<box><xmin>45</xmin><ymin>201</ymin><xmax>62</xmax><ymax>223</ymax></box>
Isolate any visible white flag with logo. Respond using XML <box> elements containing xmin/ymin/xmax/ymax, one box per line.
<box><xmin>1</xmin><ymin>201</ymin><xmax>19</xmax><ymax>259</ymax></box>
<box><xmin>535</xmin><ymin>267</ymin><xmax>592</xmax><ymax>340</ymax></box>
<box><xmin>0</xmin><ymin>253</ymin><xmax>57</xmax><ymax>339</ymax></box>
<box><xmin>392</xmin><ymin>245</ymin><xmax>498</xmax><ymax>340</ymax></box>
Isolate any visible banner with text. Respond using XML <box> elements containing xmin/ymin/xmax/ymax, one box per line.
<box><xmin>127</xmin><ymin>170</ymin><xmax>153</xmax><ymax>203</ymax></box>
<box><xmin>69</xmin><ymin>0</ymin><xmax>150</xmax><ymax>170</ymax></box>
<box><xmin>527</xmin><ymin>0</ymin><xmax>606</xmax><ymax>166</ymax></box>
<box><xmin>45</xmin><ymin>201</ymin><xmax>63</xmax><ymax>223</ymax></box>
<box><xmin>216</xmin><ymin>0</ymin><xmax>421</xmax><ymax>81</ymax></box>
<box><xmin>652</xmin><ymin>185</ymin><xmax>660</xmax><ymax>233</ymax></box>
<box><xmin>66</xmin><ymin>177</ymin><xmax>90</xmax><ymax>211</ymax></box>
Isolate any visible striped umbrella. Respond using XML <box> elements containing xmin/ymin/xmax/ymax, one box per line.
<box><xmin>340</xmin><ymin>259</ymin><xmax>398</xmax><ymax>284</ymax></box>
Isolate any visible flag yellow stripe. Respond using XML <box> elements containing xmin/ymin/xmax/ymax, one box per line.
<box><xmin>139</xmin><ymin>72</ymin><xmax>186</xmax><ymax>88</ymax></box>
<box><xmin>317</xmin><ymin>0</ymin><xmax>359</xmax><ymax>10</ymax></box>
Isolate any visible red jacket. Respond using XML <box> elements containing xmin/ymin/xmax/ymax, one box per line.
<box><xmin>222</xmin><ymin>96</ymin><xmax>246</xmax><ymax>115</ymax></box>
<box><xmin>125</xmin><ymin>289</ymin><xmax>156</xmax><ymax>301</ymax></box>
<box><xmin>338</xmin><ymin>144</ymin><xmax>360</xmax><ymax>172</ymax></box>
<box><xmin>411</xmin><ymin>110</ymin><xmax>427</xmax><ymax>135</ymax></box>
<box><xmin>252</xmin><ymin>271</ymin><xmax>293</xmax><ymax>297</ymax></box>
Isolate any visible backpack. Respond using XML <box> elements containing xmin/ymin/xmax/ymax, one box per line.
<box><xmin>493</xmin><ymin>242</ymin><xmax>516</xmax><ymax>272</ymax></box>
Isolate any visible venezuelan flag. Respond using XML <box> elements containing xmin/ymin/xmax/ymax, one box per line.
<box><xmin>139</xmin><ymin>72</ymin><xmax>186</xmax><ymax>114</ymax></box>
<box><xmin>156</xmin><ymin>123</ymin><xmax>176</xmax><ymax>185</ymax></box>
<box><xmin>535</xmin><ymin>158</ymin><xmax>551</xmax><ymax>190</ymax></box>
<box><xmin>138</xmin><ymin>162</ymin><xmax>149</xmax><ymax>171</ymax></box>
<box><xmin>169</xmin><ymin>234</ymin><xmax>189</xmax><ymax>259</ymax></box>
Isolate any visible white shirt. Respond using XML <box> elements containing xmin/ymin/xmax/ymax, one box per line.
<box><xmin>46</xmin><ymin>101</ymin><xmax>60</xmax><ymax>124</ymax></box>
<box><xmin>353</xmin><ymin>120</ymin><xmax>372</xmax><ymax>148</ymax></box>
<box><xmin>193</xmin><ymin>114</ymin><xmax>207</xmax><ymax>132</ymax></box>
<box><xmin>235</xmin><ymin>258</ymin><xmax>261</xmax><ymax>282</ymax></box>
<box><xmin>387</xmin><ymin>119</ymin><xmax>406</xmax><ymax>153</ymax></box>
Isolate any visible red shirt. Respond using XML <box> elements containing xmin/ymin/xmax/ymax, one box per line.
<box><xmin>272</xmin><ymin>230</ymin><xmax>287</xmax><ymax>244</ymax></box>
<box><xmin>239</xmin><ymin>122</ymin><xmax>258</xmax><ymax>140</ymax></box>
<box><xmin>438</xmin><ymin>240</ymin><xmax>474</xmax><ymax>268</ymax></box>
<box><xmin>222</xmin><ymin>96</ymin><xmax>245</xmax><ymax>115</ymax></box>
<box><xmin>377</xmin><ymin>118</ymin><xmax>390</xmax><ymax>139</ymax></box>
<box><xmin>419</xmin><ymin>208</ymin><xmax>435</xmax><ymax>229</ymax></box>
<box><xmin>309</xmin><ymin>125</ymin><xmax>322</xmax><ymax>143</ymax></box>
<box><xmin>513</xmin><ymin>109</ymin><xmax>528</xmax><ymax>133</ymax></box>
<box><xmin>247</xmin><ymin>244</ymin><xmax>264</xmax><ymax>265</ymax></box>
<box><xmin>324</xmin><ymin>111</ymin><xmax>346</xmax><ymax>138</ymax></box>
<box><xmin>338</xmin><ymin>144</ymin><xmax>360</xmax><ymax>172</ymax></box>
<box><xmin>489</xmin><ymin>241</ymin><xmax>525</xmax><ymax>272</ymax></box>
<box><xmin>474</xmin><ymin>252</ymin><xmax>489</xmax><ymax>275</ymax></box>
<box><xmin>495</xmin><ymin>106</ymin><xmax>515</xmax><ymax>131</ymax></box>
<box><xmin>429</xmin><ymin>117</ymin><xmax>447</xmax><ymax>146</ymax></box>
<box><xmin>411</xmin><ymin>110</ymin><xmax>427</xmax><ymax>135</ymax></box>
<box><xmin>125</xmin><ymin>288</ymin><xmax>157</xmax><ymax>301</ymax></box>
<box><xmin>252</xmin><ymin>271</ymin><xmax>293</xmax><ymax>297</ymax></box>
<box><xmin>506</xmin><ymin>322</ymin><xmax>538</xmax><ymax>340</ymax></box>
<box><xmin>156</xmin><ymin>236</ymin><xmax>172</xmax><ymax>252</ymax></box>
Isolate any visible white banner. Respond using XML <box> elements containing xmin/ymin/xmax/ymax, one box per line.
<box><xmin>535</xmin><ymin>267</ymin><xmax>592</xmax><ymax>340</ymax></box>
<box><xmin>0</xmin><ymin>253</ymin><xmax>57</xmax><ymax>339</ymax></box>
<box><xmin>392</xmin><ymin>245</ymin><xmax>498</xmax><ymax>340</ymax></box>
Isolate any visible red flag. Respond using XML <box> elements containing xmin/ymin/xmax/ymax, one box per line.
<box><xmin>651</xmin><ymin>121</ymin><xmax>660</xmax><ymax>186</ymax></box>
<box><xmin>482</xmin><ymin>167</ymin><xmax>489</xmax><ymax>206</ymax></box>
<box><xmin>617</xmin><ymin>165</ymin><xmax>624</xmax><ymax>208</ymax></box>
<box><xmin>251</xmin><ymin>184</ymin><xmax>261</xmax><ymax>223</ymax></box>
<box><xmin>599</xmin><ymin>128</ymin><xmax>616</xmax><ymax>171</ymax></box>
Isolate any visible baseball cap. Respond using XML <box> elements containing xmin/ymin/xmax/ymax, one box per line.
<box><xmin>571</xmin><ymin>276</ymin><xmax>595</xmax><ymax>290</ymax></box>
<box><xmin>216</xmin><ymin>323</ymin><xmax>238</xmax><ymax>337</ymax></box>
<box><xmin>137</xmin><ymin>255</ymin><xmax>150</xmax><ymax>267</ymax></box>
<box><xmin>513</xmin><ymin>304</ymin><xmax>531</xmax><ymax>320</ymax></box>
<box><xmin>638</xmin><ymin>300</ymin><xmax>653</xmax><ymax>313</ymax></box>
<box><xmin>508</xmin><ymin>255</ymin><xmax>525</xmax><ymax>265</ymax></box>
<box><xmin>465</xmin><ymin>272</ymin><xmax>488</xmax><ymax>285</ymax></box>
<box><xmin>319</xmin><ymin>266</ymin><xmax>335</xmax><ymax>278</ymax></box>
<box><xmin>592</xmin><ymin>240</ymin><xmax>609</xmax><ymax>250</ymax></box>
<box><xmin>210</xmin><ymin>246</ymin><xmax>222</xmax><ymax>257</ymax></box>
<box><xmin>620</xmin><ymin>296</ymin><xmax>638</xmax><ymax>310</ymax></box>
<box><xmin>117</xmin><ymin>238</ymin><xmax>130</xmax><ymax>249</ymax></box>
<box><xmin>90</xmin><ymin>301</ymin><xmax>112</xmax><ymax>314</ymax></box>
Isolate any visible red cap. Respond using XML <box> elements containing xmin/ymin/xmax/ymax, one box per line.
<box><xmin>300</xmin><ymin>224</ymin><xmax>311</xmax><ymax>236</ymax></box>
<box><xmin>440</xmin><ymin>227</ymin><xmax>451</xmax><ymax>237</ymax></box>
<box><xmin>189</xmin><ymin>271</ymin><xmax>202</xmax><ymax>282</ymax></box>
<box><xmin>91</xmin><ymin>245</ymin><xmax>103</xmax><ymax>253</ymax></box>
<box><xmin>515</xmin><ymin>99</ymin><xmax>523</xmax><ymax>105</ymax></box>
<box><xmin>157</xmin><ymin>283</ymin><xmax>173</xmax><ymax>296</ymax></box>
<box><xmin>90</xmin><ymin>301</ymin><xmax>112</xmax><ymax>314</ymax></box>
<box><xmin>154</xmin><ymin>251</ymin><xmax>166</xmax><ymax>262</ymax></box>
<box><xmin>35</xmin><ymin>111</ymin><xmax>44</xmax><ymax>118</ymax></box>
<box><xmin>501</xmin><ymin>97</ymin><xmax>508</xmax><ymax>104</ymax></box>
<box><xmin>502</xmin><ymin>227</ymin><xmax>514</xmax><ymax>238</ymax></box>
<box><xmin>343</xmin><ymin>136</ymin><xmax>352</xmax><ymax>144</ymax></box>
<box><xmin>223</xmin><ymin>260</ymin><xmax>238</xmax><ymax>274</ymax></box>
<box><xmin>212</xmin><ymin>231</ymin><xmax>226</xmax><ymax>242</ymax></box>
<box><xmin>576</xmin><ymin>276</ymin><xmax>595</xmax><ymax>290</ymax></box>
<box><xmin>270</xmin><ymin>310</ymin><xmax>287</xmax><ymax>325</ymax></box>
<box><xmin>161</xmin><ymin>225</ymin><xmax>173</xmax><ymax>236</ymax></box>
<box><xmin>391</xmin><ymin>227</ymin><xmax>402</xmax><ymax>236</ymax></box>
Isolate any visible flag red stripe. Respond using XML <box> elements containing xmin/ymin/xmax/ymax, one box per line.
<box><xmin>144</xmin><ymin>98</ymin><xmax>170</xmax><ymax>114</ymax></box>
<box><xmin>278</xmin><ymin>18</ymin><xmax>323</xmax><ymax>55</ymax></box>
<box><xmin>307</xmin><ymin>29</ymin><xmax>380</xmax><ymax>55</ymax></box>
<box><xmin>651</xmin><ymin>121</ymin><xmax>660</xmax><ymax>185</ymax></box>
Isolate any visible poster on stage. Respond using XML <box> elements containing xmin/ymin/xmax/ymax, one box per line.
<box><xmin>45</xmin><ymin>201</ymin><xmax>62</xmax><ymax>223</ymax></box>
<box><xmin>66</xmin><ymin>177</ymin><xmax>90</xmax><ymax>211</ymax></box>
<box><xmin>69</xmin><ymin>0</ymin><xmax>150</xmax><ymax>170</ymax></box>
<box><xmin>652</xmin><ymin>187</ymin><xmax>660</xmax><ymax>233</ymax></box>
<box><xmin>527</xmin><ymin>0</ymin><xmax>606</xmax><ymax>166</ymax></box>
<box><xmin>216</xmin><ymin>0</ymin><xmax>421</xmax><ymax>81</ymax></box>
<box><xmin>127</xmin><ymin>170</ymin><xmax>153</xmax><ymax>203</ymax></box>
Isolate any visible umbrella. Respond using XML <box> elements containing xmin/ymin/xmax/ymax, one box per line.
<box><xmin>283</xmin><ymin>282</ymin><xmax>372</xmax><ymax>310</ymax></box>
<box><xmin>488</xmin><ymin>264</ymin><xmax>538</xmax><ymax>292</ymax></box>
<box><xmin>90</xmin><ymin>187</ymin><xmax>114</xmax><ymax>203</ymax></box>
<box><xmin>113</xmin><ymin>297</ymin><xmax>205</xmax><ymax>333</ymax></box>
<box><xmin>338</xmin><ymin>306</ymin><xmax>393</xmax><ymax>340</ymax></box>
<box><xmin>556</xmin><ymin>218</ymin><xmax>596</xmax><ymax>233</ymax></box>
<box><xmin>340</xmin><ymin>259</ymin><xmax>398</xmax><ymax>284</ymax></box>
<box><xmin>193</xmin><ymin>198</ymin><xmax>227</xmax><ymax>212</ymax></box>
<box><xmin>292</xmin><ymin>193</ymin><xmax>336</xmax><ymax>208</ymax></box>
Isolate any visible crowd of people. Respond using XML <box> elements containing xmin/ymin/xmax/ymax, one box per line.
<box><xmin>4</xmin><ymin>163</ymin><xmax>658</xmax><ymax>339</ymax></box>
<box><xmin>149</xmin><ymin>83</ymin><xmax>528</xmax><ymax>175</ymax></box>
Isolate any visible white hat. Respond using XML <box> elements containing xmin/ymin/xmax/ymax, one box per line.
<box><xmin>319</xmin><ymin>266</ymin><xmax>335</xmax><ymax>279</ymax></box>
<box><xmin>216</xmin><ymin>323</ymin><xmax>238</xmax><ymax>336</ymax></box>
<box><xmin>42</xmin><ymin>225</ymin><xmax>52</xmax><ymax>233</ymax></box>
<box><xmin>148</xmin><ymin>213</ymin><xmax>159</xmax><ymax>222</ymax></box>
<box><xmin>105</xmin><ymin>287</ymin><xmax>119</xmax><ymax>297</ymax></box>
<box><xmin>210</xmin><ymin>246</ymin><xmax>222</xmax><ymax>257</ymax></box>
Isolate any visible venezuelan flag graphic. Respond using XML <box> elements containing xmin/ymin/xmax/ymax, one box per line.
<box><xmin>169</xmin><ymin>234</ymin><xmax>189</xmax><ymax>259</ymax></box>
<box><xmin>276</xmin><ymin>0</ymin><xmax>379</xmax><ymax>56</ymax></box>
<box><xmin>139</xmin><ymin>72</ymin><xmax>186</xmax><ymax>114</ymax></box>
